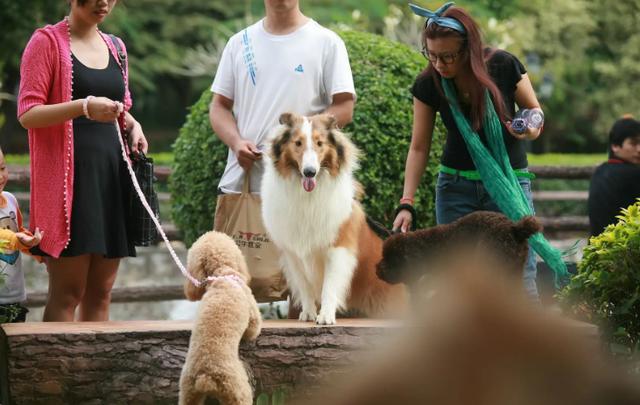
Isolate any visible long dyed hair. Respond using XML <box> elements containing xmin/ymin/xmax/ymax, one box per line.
<box><xmin>422</xmin><ymin>6</ymin><xmax>509</xmax><ymax>131</ymax></box>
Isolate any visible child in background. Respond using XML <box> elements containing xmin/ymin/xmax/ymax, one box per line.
<box><xmin>0</xmin><ymin>148</ymin><xmax>42</xmax><ymax>323</ymax></box>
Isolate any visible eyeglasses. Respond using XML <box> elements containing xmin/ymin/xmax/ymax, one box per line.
<box><xmin>421</xmin><ymin>47</ymin><xmax>464</xmax><ymax>65</ymax></box>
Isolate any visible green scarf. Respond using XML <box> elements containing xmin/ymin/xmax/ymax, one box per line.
<box><xmin>442</xmin><ymin>78</ymin><xmax>569</xmax><ymax>285</ymax></box>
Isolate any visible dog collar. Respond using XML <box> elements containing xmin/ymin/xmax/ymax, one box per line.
<box><xmin>201</xmin><ymin>274</ymin><xmax>245</xmax><ymax>288</ymax></box>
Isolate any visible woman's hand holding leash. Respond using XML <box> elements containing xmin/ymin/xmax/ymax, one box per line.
<box><xmin>86</xmin><ymin>96</ymin><xmax>123</xmax><ymax>122</ymax></box>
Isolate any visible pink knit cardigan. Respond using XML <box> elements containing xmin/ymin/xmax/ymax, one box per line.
<box><xmin>17</xmin><ymin>19</ymin><xmax>132</xmax><ymax>258</ymax></box>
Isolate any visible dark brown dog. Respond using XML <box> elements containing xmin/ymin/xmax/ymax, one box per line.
<box><xmin>376</xmin><ymin>211</ymin><xmax>541</xmax><ymax>287</ymax></box>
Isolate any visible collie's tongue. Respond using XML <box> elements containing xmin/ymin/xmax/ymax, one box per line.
<box><xmin>303</xmin><ymin>177</ymin><xmax>316</xmax><ymax>192</ymax></box>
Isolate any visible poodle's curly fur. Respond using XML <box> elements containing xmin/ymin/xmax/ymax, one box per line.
<box><xmin>377</xmin><ymin>211</ymin><xmax>541</xmax><ymax>287</ymax></box>
<box><xmin>179</xmin><ymin>231</ymin><xmax>262</xmax><ymax>405</ymax></box>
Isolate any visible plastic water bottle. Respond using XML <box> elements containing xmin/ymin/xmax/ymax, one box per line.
<box><xmin>511</xmin><ymin>109</ymin><xmax>544</xmax><ymax>134</ymax></box>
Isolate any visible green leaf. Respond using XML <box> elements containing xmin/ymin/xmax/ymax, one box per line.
<box><xmin>255</xmin><ymin>393</ymin><xmax>269</xmax><ymax>405</ymax></box>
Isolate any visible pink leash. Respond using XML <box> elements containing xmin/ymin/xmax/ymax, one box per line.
<box><xmin>115</xmin><ymin>123</ymin><xmax>243</xmax><ymax>288</ymax></box>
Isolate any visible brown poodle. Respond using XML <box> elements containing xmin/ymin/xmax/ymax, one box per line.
<box><xmin>179</xmin><ymin>231</ymin><xmax>262</xmax><ymax>405</ymax></box>
<box><xmin>377</xmin><ymin>211</ymin><xmax>541</xmax><ymax>288</ymax></box>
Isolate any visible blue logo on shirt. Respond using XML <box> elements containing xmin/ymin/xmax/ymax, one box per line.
<box><xmin>294</xmin><ymin>64</ymin><xmax>304</xmax><ymax>73</ymax></box>
<box><xmin>242</xmin><ymin>29</ymin><xmax>257</xmax><ymax>86</ymax></box>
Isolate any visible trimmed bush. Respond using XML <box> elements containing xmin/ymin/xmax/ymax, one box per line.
<box><xmin>560</xmin><ymin>199</ymin><xmax>640</xmax><ymax>353</ymax></box>
<box><xmin>171</xmin><ymin>30</ymin><xmax>445</xmax><ymax>246</ymax></box>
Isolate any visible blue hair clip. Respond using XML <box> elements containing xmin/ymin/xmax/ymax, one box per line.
<box><xmin>409</xmin><ymin>2</ymin><xmax>466</xmax><ymax>34</ymax></box>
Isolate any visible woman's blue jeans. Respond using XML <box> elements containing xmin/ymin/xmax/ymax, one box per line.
<box><xmin>435</xmin><ymin>171</ymin><xmax>539</xmax><ymax>300</ymax></box>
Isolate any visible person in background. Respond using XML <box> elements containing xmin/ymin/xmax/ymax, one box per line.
<box><xmin>209</xmin><ymin>0</ymin><xmax>356</xmax><ymax>315</ymax></box>
<box><xmin>17</xmin><ymin>0</ymin><xmax>148</xmax><ymax>321</ymax></box>
<box><xmin>0</xmin><ymin>147</ymin><xmax>43</xmax><ymax>323</ymax></box>
<box><xmin>392</xmin><ymin>3</ymin><xmax>549</xmax><ymax>300</ymax></box>
<box><xmin>210</xmin><ymin>0</ymin><xmax>356</xmax><ymax>194</ymax></box>
<box><xmin>588</xmin><ymin>116</ymin><xmax>640</xmax><ymax>236</ymax></box>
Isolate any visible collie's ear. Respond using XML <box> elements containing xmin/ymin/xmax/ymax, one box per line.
<box><xmin>316</xmin><ymin>113</ymin><xmax>338</xmax><ymax>130</ymax></box>
<box><xmin>184</xmin><ymin>278</ymin><xmax>206</xmax><ymax>301</ymax></box>
<box><xmin>272</xmin><ymin>126</ymin><xmax>291</xmax><ymax>161</ymax></box>
<box><xmin>279</xmin><ymin>112</ymin><xmax>295</xmax><ymax>127</ymax></box>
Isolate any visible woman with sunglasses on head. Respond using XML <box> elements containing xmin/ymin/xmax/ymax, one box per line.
<box><xmin>18</xmin><ymin>0</ymin><xmax>148</xmax><ymax>321</ymax></box>
<box><xmin>393</xmin><ymin>3</ymin><xmax>567</xmax><ymax>300</ymax></box>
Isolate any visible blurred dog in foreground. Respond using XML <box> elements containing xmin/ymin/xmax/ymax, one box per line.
<box><xmin>296</xmin><ymin>261</ymin><xmax>640</xmax><ymax>405</ymax></box>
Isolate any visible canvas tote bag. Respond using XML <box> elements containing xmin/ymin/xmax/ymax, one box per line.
<box><xmin>213</xmin><ymin>172</ymin><xmax>288</xmax><ymax>302</ymax></box>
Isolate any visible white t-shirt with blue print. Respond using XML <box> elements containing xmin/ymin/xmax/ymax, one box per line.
<box><xmin>211</xmin><ymin>18</ymin><xmax>356</xmax><ymax>194</ymax></box>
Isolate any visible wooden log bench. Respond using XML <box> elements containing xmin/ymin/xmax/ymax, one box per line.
<box><xmin>1</xmin><ymin>318</ymin><xmax>599</xmax><ymax>404</ymax></box>
<box><xmin>0</xmin><ymin>320</ymin><xmax>400</xmax><ymax>404</ymax></box>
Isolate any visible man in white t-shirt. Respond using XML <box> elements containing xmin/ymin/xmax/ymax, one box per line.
<box><xmin>210</xmin><ymin>0</ymin><xmax>356</xmax><ymax>194</ymax></box>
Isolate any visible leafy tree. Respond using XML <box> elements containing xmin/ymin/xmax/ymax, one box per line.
<box><xmin>0</xmin><ymin>0</ymin><xmax>244</xmax><ymax>149</ymax></box>
<box><xmin>507</xmin><ymin>0</ymin><xmax>596</xmax><ymax>152</ymax></box>
<box><xmin>0</xmin><ymin>0</ymin><xmax>67</xmax><ymax>95</ymax></box>
<box><xmin>482</xmin><ymin>0</ymin><xmax>640</xmax><ymax>152</ymax></box>
<box><xmin>586</xmin><ymin>0</ymin><xmax>640</xmax><ymax>140</ymax></box>
<box><xmin>389</xmin><ymin>0</ymin><xmax>640</xmax><ymax>153</ymax></box>
<box><xmin>101</xmin><ymin>0</ymin><xmax>243</xmax><ymax>126</ymax></box>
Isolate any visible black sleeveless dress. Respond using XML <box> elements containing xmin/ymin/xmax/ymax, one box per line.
<box><xmin>62</xmin><ymin>52</ymin><xmax>135</xmax><ymax>258</ymax></box>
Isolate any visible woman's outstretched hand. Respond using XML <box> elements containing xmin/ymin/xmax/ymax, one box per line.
<box><xmin>392</xmin><ymin>209</ymin><xmax>413</xmax><ymax>233</ymax></box>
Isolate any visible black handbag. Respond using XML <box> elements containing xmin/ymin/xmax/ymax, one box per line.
<box><xmin>128</xmin><ymin>152</ymin><xmax>160</xmax><ymax>246</ymax></box>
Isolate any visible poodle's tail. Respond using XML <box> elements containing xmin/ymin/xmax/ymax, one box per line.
<box><xmin>512</xmin><ymin>216</ymin><xmax>542</xmax><ymax>243</ymax></box>
<box><xmin>193</xmin><ymin>362</ymin><xmax>255</xmax><ymax>403</ymax></box>
<box><xmin>194</xmin><ymin>374</ymin><xmax>219</xmax><ymax>395</ymax></box>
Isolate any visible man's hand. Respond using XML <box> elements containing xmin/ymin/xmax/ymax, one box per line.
<box><xmin>232</xmin><ymin>139</ymin><xmax>262</xmax><ymax>171</ymax></box>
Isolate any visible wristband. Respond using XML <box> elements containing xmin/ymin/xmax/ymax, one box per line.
<box><xmin>82</xmin><ymin>96</ymin><xmax>94</xmax><ymax>119</ymax></box>
<box><xmin>399</xmin><ymin>197</ymin><xmax>415</xmax><ymax>205</ymax></box>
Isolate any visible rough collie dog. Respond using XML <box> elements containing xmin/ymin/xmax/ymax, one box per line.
<box><xmin>261</xmin><ymin>112</ymin><xmax>406</xmax><ymax>325</ymax></box>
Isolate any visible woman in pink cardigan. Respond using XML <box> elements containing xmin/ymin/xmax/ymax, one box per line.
<box><xmin>18</xmin><ymin>0</ymin><xmax>148</xmax><ymax>321</ymax></box>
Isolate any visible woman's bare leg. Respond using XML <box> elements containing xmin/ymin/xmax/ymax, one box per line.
<box><xmin>78</xmin><ymin>255</ymin><xmax>120</xmax><ymax>321</ymax></box>
<box><xmin>43</xmin><ymin>255</ymin><xmax>91</xmax><ymax>321</ymax></box>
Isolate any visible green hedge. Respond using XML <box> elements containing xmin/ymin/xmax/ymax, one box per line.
<box><xmin>560</xmin><ymin>199</ymin><xmax>640</xmax><ymax>353</ymax></box>
<box><xmin>170</xmin><ymin>30</ymin><xmax>445</xmax><ymax>246</ymax></box>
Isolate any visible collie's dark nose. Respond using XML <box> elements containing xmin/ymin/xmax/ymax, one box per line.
<box><xmin>303</xmin><ymin>168</ymin><xmax>317</xmax><ymax>178</ymax></box>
